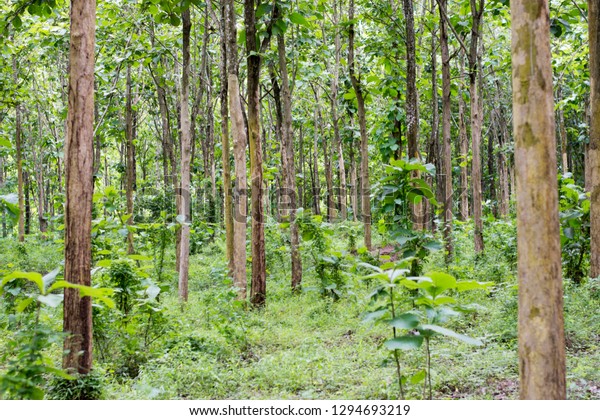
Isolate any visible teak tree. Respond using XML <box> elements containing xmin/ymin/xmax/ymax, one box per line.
<box><xmin>63</xmin><ymin>0</ymin><xmax>96</xmax><ymax>374</ymax></box>
<box><xmin>589</xmin><ymin>0</ymin><xmax>600</xmax><ymax>278</ymax></box>
<box><xmin>511</xmin><ymin>0</ymin><xmax>566</xmax><ymax>399</ymax></box>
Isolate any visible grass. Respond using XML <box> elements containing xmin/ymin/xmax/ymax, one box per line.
<box><xmin>0</xmin><ymin>218</ymin><xmax>599</xmax><ymax>400</ymax></box>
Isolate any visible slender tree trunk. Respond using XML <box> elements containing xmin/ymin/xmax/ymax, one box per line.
<box><xmin>125</xmin><ymin>63</ymin><xmax>135</xmax><ymax>254</ymax></box>
<box><xmin>298</xmin><ymin>126</ymin><xmax>305</xmax><ymax>209</ymax></box>
<box><xmin>348</xmin><ymin>0</ymin><xmax>371</xmax><ymax>249</ymax></box>
<box><xmin>332</xmin><ymin>0</ymin><xmax>346</xmax><ymax>220</ymax></box>
<box><xmin>13</xmin><ymin>55</ymin><xmax>24</xmax><ymax>242</ymax></box>
<box><xmin>225</xmin><ymin>0</ymin><xmax>248</xmax><ymax>300</ymax></box>
<box><xmin>511</xmin><ymin>0</ymin><xmax>566</xmax><ymax>399</ymax></box>
<box><xmin>63</xmin><ymin>0</ymin><xmax>96</xmax><ymax>375</ymax></box>
<box><xmin>403</xmin><ymin>0</ymin><xmax>423</xmax><ymax>231</ymax></box>
<box><xmin>244</xmin><ymin>0</ymin><xmax>269</xmax><ymax>307</ymax></box>
<box><xmin>439</xmin><ymin>0</ymin><xmax>453</xmax><ymax>260</ymax></box>
<box><xmin>469</xmin><ymin>0</ymin><xmax>485</xmax><ymax>252</ymax></box>
<box><xmin>589</xmin><ymin>0</ymin><xmax>600</xmax><ymax>278</ymax></box>
<box><xmin>557</xmin><ymin>89</ymin><xmax>570</xmax><ymax>174</ymax></box>
<box><xmin>495</xmin><ymin>80</ymin><xmax>510</xmax><ymax>217</ymax></box>
<box><xmin>312</xmin><ymin>107</ymin><xmax>321</xmax><ymax>215</ymax></box>
<box><xmin>313</xmin><ymin>86</ymin><xmax>334</xmax><ymax>221</ymax></box>
<box><xmin>178</xmin><ymin>8</ymin><xmax>192</xmax><ymax>303</ymax></box>
<box><xmin>458</xmin><ymin>54</ymin><xmax>470</xmax><ymax>221</ymax></box>
<box><xmin>219</xmin><ymin>1</ymin><xmax>234</xmax><ymax>274</ymax></box>
<box><xmin>24</xmin><ymin>171</ymin><xmax>30</xmax><ymax>235</ymax></box>
<box><xmin>277</xmin><ymin>29</ymin><xmax>303</xmax><ymax>291</ymax></box>
<box><xmin>349</xmin><ymin>130</ymin><xmax>358</xmax><ymax>222</ymax></box>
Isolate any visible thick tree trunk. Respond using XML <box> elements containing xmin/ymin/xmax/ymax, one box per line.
<box><xmin>63</xmin><ymin>0</ymin><xmax>96</xmax><ymax>375</ymax></box>
<box><xmin>439</xmin><ymin>0</ymin><xmax>453</xmax><ymax>260</ymax></box>
<box><xmin>277</xmin><ymin>31</ymin><xmax>303</xmax><ymax>291</ymax></box>
<box><xmin>225</xmin><ymin>0</ymin><xmax>248</xmax><ymax>300</ymax></box>
<box><xmin>348</xmin><ymin>0</ymin><xmax>371</xmax><ymax>250</ymax></box>
<box><xmin>511</xmin><ymin>0</ymin><xmax>566</xmax><ymax>399</ymax></box>
<box><xmin>589</xmin><ymin>0</ymin><xmax>600</xmax><ymax>278</ymax></box>
<box><xmin>178</xmin><ymin>9</ymin><xmax>192</xmax><ymax>303</ymax></box>
<box><xmin>469</xmin><ymin>0</ymin><xmax>485</xmax><ymax>253</ymax></box>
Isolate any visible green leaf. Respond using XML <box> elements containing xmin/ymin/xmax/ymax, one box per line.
<box><xmin>16</xmin><ymin>297</ymin><xmax>35</xmax><ymax>312</ymax></box>
<box><xmin>37</xmin><ymin>294</ymin><xmax>63</xmax><ymax>308</ymax></box>
<box><xmin>425</xmin><ymin>271</ymin><xmax>456</xmax><ymax>291</ymax></box>
<box><xmin>45</xmin><ymin>367</ymin><xmax>75</xmax><ymax>381</ymax></box>
<box><xmin>419</xmin><ymin>324</ymin><xmax>482</xmax><ymax>346</ymax></box>
<box><xmin>0</xmin><ymin>138</ymin><xmax>11</xmax><ymax>148</ymax></box>
<box><xmin>43</xmin><ymin>268</ymin><xmax>61</xmax><ymax>289</ymax></box>
<box><xmin>289</xmin><ymin>12</ymin><xmax>310</xmax><ymax>27</ymax></box>
<box><xmin>388</xmin><ymin>313</ymin><xmax>420</xmax><ymax>329</ymax></box>
<box><xmin>384</xmin><ymin>335</ymin><xmax>424</xmax><ymax>350</ymax></box>
<box><xmin>410</xmin><ymin>369</ymin><xmax>427</xmax><ymax>384</ymax></box>
<box><xmin>2</xmin><ymin>271</ymin><xmax>45</xmax><ymax>294</ymax></box>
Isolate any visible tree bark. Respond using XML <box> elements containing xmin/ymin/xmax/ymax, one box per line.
<box><xmin>219</xmin><ymin>0</ymin><xmax>234</xmax><ymax>274</ymax></box>
<box><xmin>589</xmin><ymin>0</ymin><xmax>600</xmax><ymax>278</ymax></box>
<box><xmin>125</xmin><ymin>63</ymin><xmax>135</xmax><ymax>254</ymax></box>
<box><xmin>63</xmin><ymin>0</ymin><xmax>96</xmax><ymax>375</ymax></box>
<box><xmin>225</xmin><ymin>0</ymin><xmax>248</xmax><ymax>300</ymax></box>
<box><xmin>511</xmin><ymin>0</ymin><xmax>566</xmax><ymax>399</ymax></box>
<box><xmin>439</xmin><ymin>0</ymin><xmax>453</xmax><ymax>260</ymax></box>
<box><xmin>469</xmin><ymin>0</ymin><xmax>485</xmax><ymax>253</ymax></box>
<box><xmin>495</xmin><ymin>80</ymin><xmax>510</xmax><ymax>218</ymax></box>
<box><xmin>312</xmin><ymin>106</ymin><xmax>321</xmax><ymax>215</ymax></box>
<box><xmin>178</xmin><ymin>8</ymin><xmax>192</xmax><ymax>303</ymax></box>
<box><xmin>13</xmin><ymin>55</ymin><xmax>24</xmax><ymax>242</ymax></box>
<box><xmin>332</xmin><ymin>0</ymin><xmax>346</xmax><ymax>220</ymax></box>
<box><xmin>348</xmin><ymin>0</ymin><xmax>371</xmax><ymax>250</ymax></box>
<box><xmin>403</xmin><ymin>0</ymin><xmax>423</xmax><ymax>231</ymax></box>
<box><xmin>458</xmin><ymin>53</ymin><xmax>470</xmax><ymax>221</ymax></box>
<box><xmin>277</xmin><ymin>29</ymin><xmax>303</xmax><ymax>291</ymax></box>
<box><xmin>244</xmin><ymin>0</ymin><xmax>269</xmax><ymax>307</ymax></box>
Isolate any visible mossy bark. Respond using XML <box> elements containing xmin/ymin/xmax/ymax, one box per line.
<box><xmin>511</xmin><ymin>0</ymin><xmax>566</xmax><ymax>399</ymax></box>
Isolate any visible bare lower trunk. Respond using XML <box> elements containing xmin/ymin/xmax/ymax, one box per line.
<box><xmin>125</xmin><ymin>64</ymin><xmax>135</xmax><ymax>254</ymax></box>
<box><xmin>469</xmin><ymin>0</ymin><xmax>485</xmax><ymax>252</ymax></box>
<box><xmin>63</xmin><ymin>0</ymin><xmax>96</xmax><ymax>375</ymax></box>
<box><xmin>13</xmin><ymin>55</ymin><xmax>24</xmax><ymax>242</ymax></box>
<box><xmin>439</xmin><ymin>0</ymin><xmax>453</xmax><ymax>260</ymax></box>
<box><xmin>226</xmin><ymin>0</ymin><xmax>247</xmax><ymax>300</ymax></box>
<box><xmin>332</xmin><ymin>0</ymin><xmax>346</xmax><ymax>220</ymax></box>
<box><xmin>178</xmin><ymin>9</ymin><xmax>192</xmax><ymax>302</ymax></box>
<box><xmin>349</xmin><ymin>0</ymin><xmax>371</xmax><ymax>250</ymax></box>
<box><xmin>458</xmin><ymin>54</ymin><xmax>470</xmax><ymax>221</ymax></box>
<box><xmin>589</xmin><ymin>0</ymin><xmax>600</xmax><ymax>278</ymax></box>
<box><xmin>511</xmin><ymin>0</ymin><xmax>566</xmax><ymax>399</ymax></box>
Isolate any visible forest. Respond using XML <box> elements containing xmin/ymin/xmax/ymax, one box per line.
<box><xmin>0</xmin><ymin>0</ymin><xmax>598</xmax><ymax>401</ymax></box>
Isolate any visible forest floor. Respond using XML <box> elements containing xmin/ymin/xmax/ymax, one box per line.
<box><xmin>1</xmin><ymin>219</ymin><xmax>599</xmax><ymax>400</ymax></box>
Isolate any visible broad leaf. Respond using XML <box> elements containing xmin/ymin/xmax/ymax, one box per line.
<box><xmin>419</xmin><ymin>324</ymin><xmax>482</xmax><ymax>346</ymax></box>
<box><xmin>384</xmin><ymin>335</ymin><xmax>424</xmax><ymax>350</ymax></box>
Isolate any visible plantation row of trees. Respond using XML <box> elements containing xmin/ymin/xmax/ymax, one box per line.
<box><xmin>0</xmin><ymin>0</ymin><xmax>598</xmax><ymax>399</ymax></box>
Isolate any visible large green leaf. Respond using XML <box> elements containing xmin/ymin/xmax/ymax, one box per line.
<box><xmin>384</xmin><ymin>335</ymin><xmax>424</xmax><ymax>350</ymax></box>
<box><xmin>2</xmin><ymin>271</ymin><xmax>44</xmax><ymax>294</ymax></box>
<box><xmin>289</xmin><ymin>12</ymin><xmax>310</xmax><ymax>28</ymax></box>
<box><xmin>388</xmin><ymin>313</ymin><xmax>420</xmax><ymax>329</ymax></box>
<box><xmin>419</xmin><ymin>324</ymin><xmax>482</xmax><ymax>346</ymax></box>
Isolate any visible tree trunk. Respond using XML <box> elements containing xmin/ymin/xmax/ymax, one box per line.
<box><xmin>332</xmin><ymin>0</ymin><xmax>346</xmax><ymax>220</ymax></box>
<box><xmin>557</xmin><ymin>89</ymin><xmax>570</xmax><ymax>174</ymax></box>
<box><xmin>589</xmin><ymin>0</ymin><xmax>600</xmax><ymax>278</ymax></box>
<box><xmin>244</xmin><ymin>0</ymin><xmax>269</xmax><ymax>307</ymax></box>
<box><xmin>219</xmin><ymin>0</ymin><xmax>234</xmax><ymax>275</ymax></box>
<box><xmin>13</xmin><ymin>55</ymin><xmax>24</xmax><ymax>242</ymax></box>
<box><xmin>348</xmin><ymin>0</ymin><xmax>371</xmax><ymax>250</ymax></box>
<box><xmin>458</xmin><ymin>53</ymin><xmax>470</xmax><ymax>221</ymax></box>
<box><xmin>511</xmin><ymin>0</ymin><xmax>566</xmax><ymax>399</ymax></box>
<box><xmin>277</xmin><ymin>29</ymin><xmax>303</xmax><ymax>291</ymax></box>
<box><xmin>125</xmin><ymin>63</ymin><xmax>135</xmax><ymax>254</ymax></box>
<box><xmin>469</xmin><ymin>0</ymin><xmax>485</xmax><ymax>253</ymax></box>
<box><xmin>495</xmin><ymin>80</ymin><xmax>510</xmax><ymax>218</ymax></box>
<box><xmin>63</xmin><ymin>0</ymin><xmax>95</xmax><ymax>375</ymax></box>
<box><xmin>225</xmin><ymin>0</ymin><xmax>248</xmax><ymax>300</ymax></box>
<box><xmin>403</xmin><ymin>0</ymin><xmax>423</xmax><ymax>231</ymax></box>
<box><xmin>178</xmin><ymin>8</ymin><xmax>192</xmax><ymax>303</ymax></box>
<box><xmin>439</xmin><ymin>0</ymin><xmax>453</xmax><ymax>260</ymax></box>
<box><xmin>312</xmin><ymin>106</ymin><xmax>321</xmax><ymax>215</ymax></box>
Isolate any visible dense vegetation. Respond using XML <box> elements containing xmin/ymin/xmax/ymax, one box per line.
<box><xmin>0</xmin><ymin>0</ymin><xmax>599</xmax><ymax>400</ymax></box>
